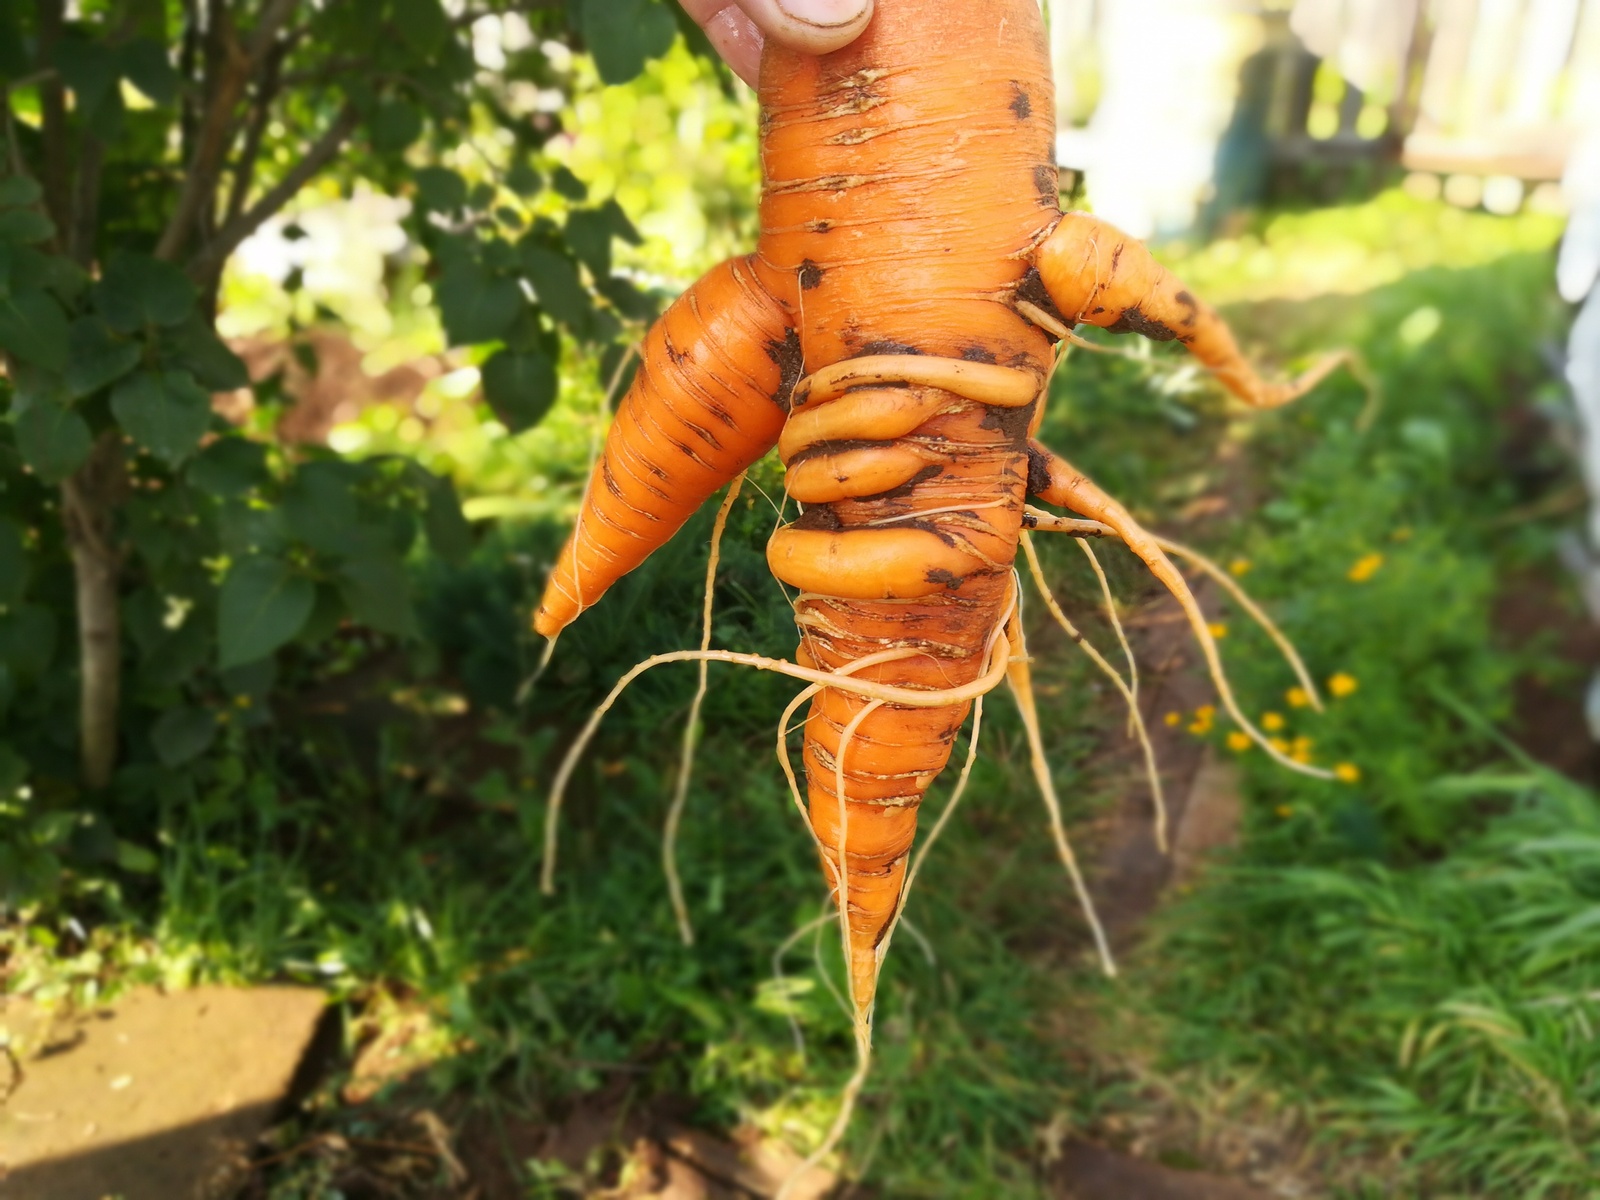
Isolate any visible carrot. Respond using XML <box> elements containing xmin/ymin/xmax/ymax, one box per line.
<box><xmin>535</xmin><ymin>0</ymin><xmax>1339</xmax><ymax>1068</ymax></box>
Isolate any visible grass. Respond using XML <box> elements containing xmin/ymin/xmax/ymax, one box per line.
<box><xmin>1086</xmin><ymin>195</ymin><xmax>1591</xmax><ymax>1196</ymax></box>
<box><xmin>2</xmin><ymin>189</ymin><xmax>1586</xmax><ymax>1197</ymax></box>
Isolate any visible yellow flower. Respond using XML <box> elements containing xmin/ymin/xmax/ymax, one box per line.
<box><xmin>1261</xmin><ymin>711</ymin><xmax>1285</xmax><ymax>732</ymax></box>
<box><xmin>1292</xmin><ymin>735</ymin><xmax>1314</xmax><ymax>755</ymax></box>
<box><xmin>1226</xmin><ymin>731</ymin><xmax>1252</xmax><ymax>752</ymax></box>
<box><xmin>1164</xmin><ymin>711</ymin><xmax>1182</xmax><ymax>727</ymax></box>
<box><xmin>1347</xmin><ymin>553</ymin><xmax>1384</xmax><ymax>583</ymax></box>
<box><xmin>1286</xmin><ymin>686</ymin><xmax>1311</xmax><ymax>709</ymax></box>
<box><xmin>234</xmin><ymin>694</ymin><xmax>252</xmax><ymax>709</ymax></box>
<box><xmin>1268</xmin><ymin>736</ymin><xmax>1291</xmax><ymax>754</ymax></box>
<box><xmin>1334</xmin><ymin>762</ymin><xmax>1362</xmax><ymax>784</ymax></box>
<box><xmin>1228</xmin><ymin>558</ymin><xmax>1252</xmax><ymax>576</ymax></box>
<box><xmin>1328</xmin><ymin>672</ymin><xmax>1358</xmax><ymax>698</ymax></box>
<box><xmin>1275</xmin><ymin>804</ymin><xmax>1294</xmax><ymax>819</ymax></box>
<box><xmin>1187</xmin><ymin>718</ymin><xmax>1213</xmax><ymax>735</ymax></box>
<box><xmin>1208</xmin><ymin>622</ymin><xmax>1228</xmax><ymax>639</ymax></box>
<box><xmin>1195</xmin><ymin>705</ymin><xmax>1216</xmax><ymax>720</ymax></box>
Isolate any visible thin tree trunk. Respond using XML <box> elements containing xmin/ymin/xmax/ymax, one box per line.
<box><xmin>61</xmin><ymin>434</ymin><xmax>126</xmax><ymax>791</ymax></box>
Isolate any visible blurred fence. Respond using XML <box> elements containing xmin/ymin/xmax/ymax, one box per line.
<box><xmin>1284</xmin><ymin>0</ymin><xmax>1600</xmax><ymax>184</ymax></box>
<box><xmin>1050</xmin><ymin>0</ymin><xmax>1600</xmax><ymax>232</ymax></box>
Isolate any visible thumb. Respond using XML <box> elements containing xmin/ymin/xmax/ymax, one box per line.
<box><xmin>736</xmin><ymin>0</ymin><xmax>874</xmax><ymax>55</ymax></box>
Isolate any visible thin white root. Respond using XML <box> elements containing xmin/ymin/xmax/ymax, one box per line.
<box><xmin>543</xmin><ymin>643</ymin><xmax>1009</xmax><ymax>895</ymax></box>
<box><xmin>1004</xmin><ymin>606</ymin><xmax>1118</xmax><ymax>978</ymax></box>
<box><xmin>873</xmin><ymin>696</ymin><xmax>986</xmax><ymax>989</ymax></box>
<box><xmin>1025</xmin><ymin>507</ymin><xmax>1323</xmax><ymax>715</ymax></box>
<box><xmin>896</xmin><ymin>915</ymin><xmax>937</xmax><ymax>968</ymax></box>
<box><xmin>1019</xmin><ymin>535</ymin><xmax>1168</xmax><ymax>855</ymax></box>
<box><xmin>1016</xmin><ymin>298</ymin><xmax>1357</xmax><ymax>414</ymax></box>
<box><xmin>514</xmin><ymin>635</ymin><xmax>560</xmax><ymax>706</ymax></box>
<box><xmin>771</xmin><ymin>912</ymin><xmax>835</xmax><ymax>1062</ymax></box>
<box><xmin>1077</xmin><ymin>537</ymin><xmax>1140</xmax><ymax>726</ymax></box>
<box><xmin>895</xmin><ymin>700</ymin><xmax>984</xmax><ymax>931</ymax></box>
<box><xmin>1023</xmin><ymin>500</ymin><xmax>1334</xmax><ymax>781</ymax></box>
<box><xmin>775</xmin><ymin>1025</ymin><xmax>873</xmax><ymax>1200</ymax></box>
<box><xmin>1016</xmin><ymin>298</ymin><xmax>1152</xmax><ymax>361</ymax></box>
<box><xmin>664</xmin><ymin>476</ymin><xmax>746</xmax><ymax>947</ymax></box>
<box><xmin>1150</xmin><ymin>532</ymin><xmax>1324</xmax><ymax>713</ymax></box>
<box><xmin>834</xmin><ymin>699</ymin><xmax>884</xmax><ymax>1043</ymax></box>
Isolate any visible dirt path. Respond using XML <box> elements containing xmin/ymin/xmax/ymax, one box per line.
<box><xmin>0</xmin><ymin>987</ymin><xmax>327</xmax><ymax>1200</ymax></box>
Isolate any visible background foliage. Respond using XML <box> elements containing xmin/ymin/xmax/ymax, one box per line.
<box><xmin>0</xmin><ymin>4</ymin><xmax>1594</xmax><ymax>1198</ymax></box>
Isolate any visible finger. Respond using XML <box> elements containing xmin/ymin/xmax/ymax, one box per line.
<box><xmin>702</xmin><ymin>5</ymin><xmax>765</xmax><ymax>88</ymax></box>
<box><xmin>735</xmin><ymin>0</ymin><xmax>874</xmax><ymax>55</ymax></box>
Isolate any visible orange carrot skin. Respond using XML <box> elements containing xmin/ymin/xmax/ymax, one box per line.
<box><xmin>536</xmin><ymin>0</ymin><xmax>1319</xmax><ymax>1012</ymax></box>
<box><xmin>533</xmin><ymin>256</ymin><xmax>799</xmax><ymax>637</ymax></box>
<box><xmin>753</xmin><ymin>0</ymin><xmax>1059</xmax><ymax>1008</ymax></box>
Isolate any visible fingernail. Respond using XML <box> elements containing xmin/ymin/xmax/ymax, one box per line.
<box><xmin>774</xmin><ymin>0</ymin><xmax>871</xmax><ymax>29</ymax></box>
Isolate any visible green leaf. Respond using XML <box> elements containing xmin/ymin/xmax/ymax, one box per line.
<box><xmin>480</xmin><ymin>349</ymin><xmax>558</xmax><ymax>433</ymax></box>
<box><xmin>0</xmin><ymin>518</ymin><xmax>26</xmax><ymax>606</ymax></box>
<box><xmin>0</xmin><ymin>603</ymin><xmax>56</xmax><ymax>678</ymax></box>
<box><xmin>9</xmin><ymin>244</ymin><xmax>88</xmax><ymax>304</ymax></box>
<box><xmin>220</xmin><ymin>655</ymin><xmax>276</xmax><ymax>699</ymax></box>
<box><xmin>142</xmin><ymin>619</ymin><xmax>211</xmax><ymax>688</ymax></box>
<box><xmin>551</xmin><ymin>164</ymin><xmax>588</xmax><ymax>201</ymax></box>
<box><xmin>0</xmin><ymin>209</ymin><xmax>55</xmax><ymax>245</ymax></box>
<box><xmin>369</xmin><ymin>99</ymin><xmax>423</xmax><ymax>152</ymax></box>
<box><xmin>581</xmin><ymin>0</ymin><xmax>678</xmax><ymax>85</ymax></box>
<box><xmin>393</xmin><ymin>0</ymin><xmax>450</xmax><ymax>54</ymax></box>
<box><xmin>96</xmin><ymin>251</ymin><xmax>198</xmax><ymax>331</ymax></box>
<box><xmin>595</xmin><ymin>275</ymin><xmax>659</xmax><ymax>321</ymax></box>
<box><xmin>84</xmin><ymin>84</ymin><xmax>126</xmax><ymax>142</ymax></box>
<box><xmin>599</xmin><ymin>341</ymin><xmax>640</xmax><ymax>407</ymax></box>
<box><xmin>33</xmin><ymin>811</ymin><xmax>78</xmax><ymax>847</ymax></box>
<box><xmin>435</xmin><ymin>262</ymin><xmax>525</xmax><ymax>346</ymax></box>
<box><xmin>216</xmin><ymin>496</ymin><xmax>289</xmax><ymax>558</ymax></box>
<box><xmin>421</xmin><ymin>474</ymin><xmax>472</xmax><ymax>565</ymax></box>
<box><xmin>111</xmin><ymin>370</ymin><xmax>212</xmax><ymax>466</ymax></box>
<box><xmin>14</xmin><ymin>400</ymin><xmax>91</xmax><ymax>482</ymax></box>
<box><xmin>0</xmin><ymin>5</ymin><xmax>27</xmax><ymax>79</ymax></box>
<box><xmin>65</xmin><ymin>317</ymin><xmax>142</xmax><ymax>399</ymax></box>
<box><xmin>414</xmin><ymin>166</ymin><xmax>467</xmax><ymax>213</ymax></box>
<box><xmin>150</xmin><ymin>706</ymin><xmax>217</xmax><ymax>767</ymax></box>
<box><xmin>0</xmin><ymin>289</ymin><xmax>69</xmax><ymax>370</ymax></box>
<box><xmin>119</xmin><ymin>39</ymin><xmax>180</xmax><ymax>106</ymax></box>
<box><xmin>114</xmin><ymin>840</ymin><xmax>160</xmax><ymax>874</ymax></box>
<box><xmin>0</xmin><ymin>175</ymin><xmax>42</xmax><ymax>209</ymax></box>
<box><xmin>164</xmin><ymin>314</ymin><xmax>249</xmax><ymax>390</ymax></box>
<box><xmin>506</xmin><ymin>161</ymin><xmax>543</xmax><ymax>196</ymax></box>
<box><xmin>565</xmin><ymin>200</ymin><xmax>640</xmax><ymax>277</ymax></box>
<box><xmin>53</xmin><ymin>37</ymin><xmax>118</xmax><ymax>112</ymax></box>
<box><xmin>218</xmin><ymin>557</ymin><xmax>315</xmax><ymax>669</ymax></box>
<box><xmin>519</xmin><ymin>243</ymin><xmax>591</xmax><ymax>333</ymax></box>
<box><xmin>295</xmin><ymin>583</ymin><xmax>346</xmax><ymax>647</ymax></box>
<box><xmin>0</xmin><ymin>743</ymin><xmax>25</xmax><ymax>794</ymax></box>
<box><xmin>337</xmin><ymin>553</ymin><xmax>418</xmax><ymax>638</ymax></box>
<box><xmin>187</xmin><ymin>438</ymin><xmax>269</xmax><ymax>498</ymax></box>
<box><xmin>282</xmin><ymin>460</ymin><xmax>361</xmax><ymax>555</ymax></box>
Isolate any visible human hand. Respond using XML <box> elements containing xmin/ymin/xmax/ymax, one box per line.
<box><xmin>678</xmin><ymin>1</ymin><xmax>874</xmax><ymax>87</ymax></box>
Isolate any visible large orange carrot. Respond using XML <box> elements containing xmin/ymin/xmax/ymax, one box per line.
<box><xmin>535</xmin><ymin>0</ymin><xmax>1333</xmax><ymax>1020</ymax></box>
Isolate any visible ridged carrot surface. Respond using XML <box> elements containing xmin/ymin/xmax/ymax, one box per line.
<box><xmin>536</xmin><ymin>0</ymin><xmax>1334</xmax><ymax>1018</ymax></box>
